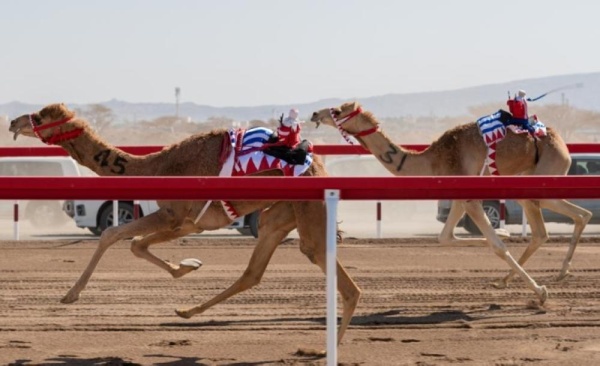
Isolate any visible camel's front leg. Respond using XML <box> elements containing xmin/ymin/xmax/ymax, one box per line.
<box><xmin>496</xmin><ymin>200</ymin><xmax>548</xmax><ymax>287</ymax></box>
<box><xmin>462</xmin><ymin>200</ymin><xmax>547</xmax><ymax>304</ymax></box>
<box><xmin>438</xmin><ymin>200</ymin><xmax>465</xmax><ymax>244</ymax></box>
<box><xmin>61</xmin><ymin>211</ymin><xmax>176</xmax><ymax>304</ymax></box>
<box><xmin>439</xmin><ymin>200</ymin><xmax>491</xmax><ymax>246</ymax></box>
<box><xmin>176</xmin><ymin>202</ymin><xmax>295</xmax><ymax>318</ymax></box>
<box><xmin>130</xmin><ymin>223</ymin><xmax>203</xmax><ymax>278</ymax></box>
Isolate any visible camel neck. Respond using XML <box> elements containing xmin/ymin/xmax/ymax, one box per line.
<box><xmin>59</xmin><ymin>127</ymin><xmax>145</xmax><ymax>176</ymax></box>
<box><xmin>357</xmin><ymin>131</ymin><xmax>433</xmax><ymax>176</ymax></box>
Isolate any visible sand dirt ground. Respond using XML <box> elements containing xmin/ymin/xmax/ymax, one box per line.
<box><xmin>1</xmin><ymin>236</ymin><xmax>600</xmax><ymax>366</ymax></box>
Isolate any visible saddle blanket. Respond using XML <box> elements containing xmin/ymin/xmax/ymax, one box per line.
<box><xmin>219</xmin><ymin>127</ymin><xmax>313</xmax><ymax>219</ymax></box>
<box><xmin>476</xmin><ymin>111</ymin><xmax>547</xmax><ymax>175</ymax></box>
<box><xmin>229</xmin><ymin>127</ymin><xmax>313</xmax><ymax>176</ymax></box>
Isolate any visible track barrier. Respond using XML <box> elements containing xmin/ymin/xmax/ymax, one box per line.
<box><xmin>2</xmin><ymin>144</ymin><xmax>600</xmax><ymax>365</ymax></box>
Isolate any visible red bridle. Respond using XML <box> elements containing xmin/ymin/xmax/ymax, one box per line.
<box><xmin>29</xmin><ymin>114</ymin><xmax>83</xmax><ymax>145</ymax></box>
<box><xmin>328</xmin><ymin>107</ymin><xmax>378</xmax><ymax>145</ymax></box>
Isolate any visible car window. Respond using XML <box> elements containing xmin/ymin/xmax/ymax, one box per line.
<box><xmin>569</xmin><ymin>159</ymin><xmax>600</xmax><ymax>176</ymax></box>
<box><xmin>0</xmin><ymin>161</ymin><xmax>64</xmax><ymax>176</ymax></box>
<box><xmin>584</xmin><ymin>160</ymin><xmax>600</xmax><ymax>175</ymax></box>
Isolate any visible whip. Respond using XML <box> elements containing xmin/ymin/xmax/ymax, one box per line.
<box><xmin>526</xmin><ymin>83</ymin><xmax>584</xmax><ymax>102</ymax></box>
<box><xmin>508</xmin><ymin>83</ymin><xmax>583</xmax><ymax>102</ymax></box>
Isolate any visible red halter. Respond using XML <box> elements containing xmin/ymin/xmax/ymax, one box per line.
<box><xmin>328</xmin><ymin>107</ymin><xmax>378</xmax><ymax>145</ymax></box>
<box><xmin>30</xmin><ymin>115</ymin><xmax>83</xmax><ymax>145</ymax></box>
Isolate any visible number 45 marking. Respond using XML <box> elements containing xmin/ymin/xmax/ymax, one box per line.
<box><xmin>93</xmin><ymin>149</ymin><xmax>128</xmax><ymax>175</ymax></box>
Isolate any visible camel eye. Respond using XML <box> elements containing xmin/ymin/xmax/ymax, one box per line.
<box><xmin>31</xmin><ymin>114</ymin><xmax>42</xmax><ymax>126</ymax></box>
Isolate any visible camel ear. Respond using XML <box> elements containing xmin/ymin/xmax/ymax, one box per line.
<box><xmin>350</xmin><ymin>101</ymin><xmax>359</xmax><ymax>111</ymax></box>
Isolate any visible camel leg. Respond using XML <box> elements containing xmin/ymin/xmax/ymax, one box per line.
<box><xmin>175</xmin><ymin>202</ymin><xmax>295</xmax><ymax>318</ymax></box>
<box><xmin>130</xmin><ymin>222</ymin><xmax>203</xmax><ymax>278</ymax></box>
<box><xmin>539</xmin><ymin>199</ymin><xmax>592</xmax><ymax>280</ymax></box>
<box><xmin>61</xmin><ymin>211</ymin><xmax>179</xmax><ymax>304</ymax></box>
<box><xmin>438</xmin><ymin>200</ymin><xmax>467</xmax><ymax>244</ymax></box>
<box><xmin>462</xmin><ymin>200</ymin><xmax>547</xmax><ymax>303</ymax></box>
<box><xmin>496</xmin><ymin>200</ymin><xmax>548</xmax><ymax>287</ymax></box>
<box><xmin>293</xmin><ymin>201</ymin><xmax>361</xmax><ymax>345</ymax></box>
<box><xmin>439</xmin><ymin>200</ymin><xmax>488</xmax><ymax>247</ymax></box>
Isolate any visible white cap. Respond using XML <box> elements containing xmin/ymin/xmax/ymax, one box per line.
<box><xmin>518</xmin><ymin>90</ymin><xmax>527</xmax><ymax>97</ymax></box>
<box><xmin>288</xmin><ymin>108</ymin><xmax>299</xmax><ymax>119</ymax></box>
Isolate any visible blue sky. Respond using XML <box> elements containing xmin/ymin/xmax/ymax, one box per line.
<box><xmin>1</xmin><ymin>0</ymin><xmax>598</xmax><ymax>106</ymax></box>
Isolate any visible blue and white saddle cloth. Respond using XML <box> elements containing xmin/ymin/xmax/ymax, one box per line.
<box><xmin>476</xmin><ymin>111</ymin><xmax>547</xmax><ymax>175</ymax></box>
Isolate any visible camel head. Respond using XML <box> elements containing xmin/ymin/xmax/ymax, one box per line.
<box><xmin>310</xmin><ymin>101</ymin><xmax>362</xmax><ymax>129</ymax></box>
<box><xmin>310</xmin><ymin>101</ymin><xmax>379</xmax><ymax>144</ymax></box>
<box><xmin>10</xmin><ymin>103</ymin><xmax>81</xmax><ymax>144</ymax></box>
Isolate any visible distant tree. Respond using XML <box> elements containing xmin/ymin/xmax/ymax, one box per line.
<box><xmin>248</xmin><ymin>119</ymin><xmax>270</xmax><ymax>128</ymax></box>
<box><xmin>75</xmin><ymin>104</ymin><xmax>115</xmax><ymax>134</ymax></box>
<box><xmin>536</xmin><ymin>104</ymin><xmax>600</xmax><ymax>142</ymax></box>
<box><xmin>205</xmin><ymin>116</ymin><xmax>235</xmax><ymax>129</ymax></box>
<box><xmin>467</xmin><ymin>102</ymin><xmax>506</xmax><ymax>120</ymax></box>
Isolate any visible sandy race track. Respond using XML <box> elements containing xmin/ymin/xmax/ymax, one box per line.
<box><xmin>1</xmin><ymin>236</ymin><xmax>600</xmax><ymax>366</ymax></box>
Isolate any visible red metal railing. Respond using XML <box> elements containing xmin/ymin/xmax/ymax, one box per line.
<box><xmin>1</xmin><ymin>143</ymin><xmax>599</xmax><ymax>157</ymax></box>
<box><xmin>0</xmin><ymin>176</ymin><xmax>599</xmax><ymax>201</ymax></box>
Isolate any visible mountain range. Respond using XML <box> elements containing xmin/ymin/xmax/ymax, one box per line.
<box><xmin>2</xmin><ymin>72</ymin><xmax>598</xmax><ymax>123</ymax></box>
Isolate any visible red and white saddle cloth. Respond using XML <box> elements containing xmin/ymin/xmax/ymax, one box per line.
<box><xmin>477</xmin><ymin>115</ymin><xmax>547</xmax><ymax>176</ymax></box>
<box><xmin>218</xmin><ymin>128</ymin><xmax>313</xmax><ymax>219</ymax></box>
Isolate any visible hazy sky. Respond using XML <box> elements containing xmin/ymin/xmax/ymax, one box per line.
<box><xmin>1</xmin><ymin>0</ymin><xmax>598</xmax><ymax>107</ymax></box>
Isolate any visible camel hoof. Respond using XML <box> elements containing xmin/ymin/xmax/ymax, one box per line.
<box><xmin>556</xmin><ymin>271</ymin><xmax>573</xmax><ymax>282</ymax></box>
<box><xmin>491</xmin><ymin>280</ymin><xmax>508</xmax><ymax>289</ymax></box>
<box><xmin>175</xmin><ymin>309</ymin><xmax>193</xmax><ymax>319</ymax></box>
<box><xmin>539</xmin><ymin>285</ymin><xmax>548</xmax><ymax>305</ymax></box>
<box><xmin>180</xmin><ymin>258</ymin><xmax>203</xmax><ymax>269</ymax></box>
<box><xmin>60</xmin><ymin>292</ymin><xmax>80</xmax><ymax>304</ymax></box>
<box><xmin>494</xmin><ymin>228</ymin><xmax>510</xmax><ymax>238</ymax></box>
<box><xmin>295</xmin><ymin>347</ymin><xmax>326</xmax><ymax>357</ymax></box>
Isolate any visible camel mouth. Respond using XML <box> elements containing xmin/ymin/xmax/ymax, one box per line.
<box><xmin>12</xmin><ymin>129</ymin><xmax>21</xmax><ymax>141</ymax></box>
<box><xmin>309</xmin><ymin>115</ymin><xmax>321</xmax><ymax>128</ymax></box>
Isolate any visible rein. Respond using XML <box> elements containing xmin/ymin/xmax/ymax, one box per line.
<box><xmin>29</xmin><ymin>115</ymin><xmax>83</xmax><ymax>145</ymax></box>
<box><xmin>328</xmin><ymin>107</ymin><xmax>378</xmax><ymax>145</ymax></box>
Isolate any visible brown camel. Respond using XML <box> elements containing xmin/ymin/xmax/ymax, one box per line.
<box><xmin>9</xmin><ymin>103</ymin><xmax>361</xmax><ymax>345</ymax></box>
<box><xmin>311</xmin><ymin>102</ymin><xmax>593</xmax><ymax>303</ymax></box>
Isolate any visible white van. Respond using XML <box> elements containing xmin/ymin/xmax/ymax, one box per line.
<box><xmin>0</xmin><ymin>156</ymin><xmax>85</xmax><ymax>226</ymax></box>
<box><xmin>63</xmin><ymin>199</ymin><xmax>260</xmax><ymax>237</ymax></box>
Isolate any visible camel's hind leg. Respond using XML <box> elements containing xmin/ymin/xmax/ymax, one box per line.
<box><xmin>539</xmin><ymin>199</ymin><xmax>592</xmax><ymax>280</ymax></box>
<box><xmin>294</xmin><ymin>200</ymin><xmax>361</xmax><ymax>345</ymax></box>
<box><xmin>176</xmin><ymin>202</ymin><xmax>296</xmax><ymax>318</ymax></box>
<box><xmin>462</xmin><ymin>200</ymin><xmax>547</xmax><ymax>303</ymax></box>
<box><xmin>61</xmin><ymin>210</ymin><xmax>184</xmax><ymax>304</ymax></box>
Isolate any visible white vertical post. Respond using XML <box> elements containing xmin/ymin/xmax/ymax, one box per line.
<box><xmin>13</xmin><ymin>200</ymin><xmax>19</xmax><ymax>241</ymax></box>
<box><xmin>112</xmin><ymin>200</ymin><xmax>119</xmax><ymax>227</ymax></box>
<box><xmin>133</xmin><ymin>200</ymin><xmax>140</xmax><ymax>220</ymax></box>
<box><xmin>325</xmin><ymin>189</ymin><xmax>340</xmax><ymax>366</ymax></box>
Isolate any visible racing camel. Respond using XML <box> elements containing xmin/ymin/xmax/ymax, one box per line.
<box><xmin>311</xmin><ymin>101</ymin><xmax>592</xmax><ymax>303</ymax></box>
<box><xmin>9</xmin><ymin>103</ymin><xmax>360</xmax><ymax>345</ymax></box>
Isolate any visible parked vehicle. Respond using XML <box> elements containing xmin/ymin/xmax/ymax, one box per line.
<box><xmin>63</xmin><ymin>199</ymin><xmax>260</xmax><ymax>237</ymax></box>
<box><xmin>0</xmin><ymin>156</ymin><xmax>86</xmax><ymax>227</ymax></box>
<box><xmin>436</xmin><ymin>153</ymin><xmax>600</xmax><ymax>234</ymax></box>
